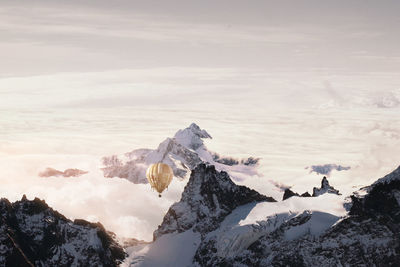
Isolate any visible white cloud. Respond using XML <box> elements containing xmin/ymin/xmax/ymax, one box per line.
<box><xmin>1</xmin><ymin>103</ymin><xmax>400</xmax><ymax>241</ymax></box>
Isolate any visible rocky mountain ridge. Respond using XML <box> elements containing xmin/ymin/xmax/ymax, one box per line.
<box><xmin>128</xmin><ymin>165</ymin><xmax>400</xmax><ymax>266</ymax></box>
<box><xmin>0</xmin><ymin>196</ymin><xmax>125</xmax><ymax>266</ymax></box>
<box><xmin>154</xmin><ymin>163</ymin><xmax>276</xmax><ymax>240</ymax></box>
<box><xmin>282</xmin><ymin>176</ymin><xmax>340</xmax><ymax>200</ymax></box>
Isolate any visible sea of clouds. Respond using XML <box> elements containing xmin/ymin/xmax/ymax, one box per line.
<box><xmin>1</xmin><ymin>69</ymin><xmax>400</xmax><ymax>241</ymax></box>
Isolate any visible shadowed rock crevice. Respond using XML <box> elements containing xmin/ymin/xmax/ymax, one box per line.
<box><xmin>195</xmin><ymin>166</ymin><xmax>400</xmax><ymax>266</ymax></box>
<box><xmin>0</xmin><ymin>196</ymin><xmax>125</xmax><ymax>266</ymax></box>
<box><xmin>154</xmin><ymin>164</ymin><xmax>276</xmax><ymax>240</ymax></box>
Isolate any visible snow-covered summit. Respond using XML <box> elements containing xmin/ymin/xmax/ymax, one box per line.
<box><xmin>102</xmin><ymin>123</ymin><xmax>260</xmax><ymax>184</ymax></box>
<box><xmin>173</xmin><ymin>123</ymin><xmax>212</xmax><ymax>150</ymax></box>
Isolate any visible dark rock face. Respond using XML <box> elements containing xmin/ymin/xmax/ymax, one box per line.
<box><xmin>0</xmin><ymin>196</ymin><xmax>125</xmax><ymax>266</ymax></box>
<box><xmin>153</xmin><ymin>164</ymin><xmax>276</xmax><ymax>240</ymax></box>
<box><xmin>194</xmin><ymin>166</ymin><xmax>400</xmax><ymax>266</ymax></box>
<box><xmin>282</xmin><ymin>189</ymin><xmax>311</xmax><ymax>200</ymax></box>
<box><xmin>282</xmin><ymin>188</ymin><xmax>299</xmax><ymax>200</ymax></box>
<box><xmin>350</xmin><ymin>167</ymin><xmax>400</xmax><ymax>222</ymax></box>
<box><xmin>300</xmin><ymin>192</ymin><xmax>311</xmax><ymax>197</ymax></box>
<box><xmin>282</xmin><ymin>177</ymin><xmax>338</xmax><ymax>201</ymax></box>
<box><xmin>312</xmin><ymin>176</ymin><xmax>341</xmax><ymax>196</ymax></box>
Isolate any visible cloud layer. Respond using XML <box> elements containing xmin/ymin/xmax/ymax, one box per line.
<box><xmin>1</xmin><ymin>106</ymin><xmax>400</xmax><ymax>241</ymax></box>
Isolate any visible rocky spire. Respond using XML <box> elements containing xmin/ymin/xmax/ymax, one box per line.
<box><xmin>153</xmin><ymin>164</ymin><xmax>276</xmax><ymax>240</ymax></box>
<box><xmin>282</xmin><ymin>188</ymin><xmax>311</xmax><ymax>200</ymax></box>
<box><xmin>312</xmin><ymin>176</ymin><xmax>341</xmax><ymax>197</ymax></box>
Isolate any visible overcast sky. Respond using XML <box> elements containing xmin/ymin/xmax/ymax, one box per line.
<box><xmin>0</xmin><ymin>1</ymin><xmax>399</xmax><ymax>110</ymax></box>
<box><xmin>1</xmin><ymin>0</ymin><xmax>399</xmax><ymax>76</ymax></box>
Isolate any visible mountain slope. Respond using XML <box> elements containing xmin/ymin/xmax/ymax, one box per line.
<box><xmin>0</xmin><ymin>196</ymin><xmax>125</xmax><ymax>266</ymax></box>
<box><xmin>196</xmin><ymin>165</ymin><xmax>400</xmax><ymax>266</ymax></box>
<box><xmin>154</xmin><ymin>164</ymin><xmax>276</xmax><ymax>240</ymax></box>
<box><xmin>127</xmin><ymin>165</ymin><xmax>400</xmax><ymax>266</ymax></box>
<box><xmin>125</xmin><ymin>164</ymin><xmax>276</xmax><ymax>266</ymax></box>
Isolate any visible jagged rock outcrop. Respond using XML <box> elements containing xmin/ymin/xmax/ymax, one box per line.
<box><xmin>300</xmin><ymin>192</ymin><xmax>311</xmax><ymax>197</ymax></box>
<box><xmin>193</xmin><ymin>166</ymin><xmax>400</xmax><ymax>266</ymax></box>
<box><xmin>153</xmin><ymin>164</ymin><xmax>276</xmax><ymax>240</ymax></box>
<box><xmin>38</xmin><ymin>168</ymin><xmax>88</xmax><ymax>178</ymax></box>
<box><xmin>282</xmin><ymin>188</ymin><xmax>299</xmax><ymax>200</ymax></box>
<box><xmin>101</xmin><ymin>123</ymin><xmax>260</xmax><ymax>184</ymax></box>
<box><xmin>0</xmin><ymin>196</ymin><xmax>125</xmax><ymax>266</ymax></box>
<box><xmin>312</xmin><ymin>176</ymin><xmax>341</xmax><ymax>196</ymax></box>
<box><xmin>282</xmin><ymin>189</ymin><xmax>312</xmax><ymax>200</ymax></box>
<box><xmin>282</xmin><ymin>176</ymin><xmax>339</xmax><ymax>201</ymax></box>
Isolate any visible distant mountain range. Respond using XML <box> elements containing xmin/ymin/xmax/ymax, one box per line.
<box><xmin>101</xmin><ymin>123</ymin><xmax>260</xmax><ymax>183</ymax></box>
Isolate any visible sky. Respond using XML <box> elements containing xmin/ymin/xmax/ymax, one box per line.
<box><xmin>1</xmin><ymin>0</ymin><xmax>399</xmax><ymax>110</ymax></box>
<box><xmin>1</xmin><ymin>0</ymin><xmax>400</xmax><ymax>75</ymax></box>
<box><xmin>0</xmin><ymin>1</ymin><xmax>400</xmax><ymax>241</ymax></box>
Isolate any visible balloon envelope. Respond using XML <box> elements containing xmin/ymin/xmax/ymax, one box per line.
<box><xmin>146</xmin><ymin>163</ymin><xmax>173</xmax><ymax>197</ymax></box>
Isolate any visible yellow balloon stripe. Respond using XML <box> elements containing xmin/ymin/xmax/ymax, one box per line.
<box><xmin>146</xmin><ymin>163</ymin><xmax>173</xmax><ymax>196</ymax></box>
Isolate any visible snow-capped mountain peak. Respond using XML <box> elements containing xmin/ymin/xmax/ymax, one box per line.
<box><xmin>153</xmin><ymin>164</ymin><xmax>276</xmax><ymax>240</ymax></box>
<box><xmin>173</xmin><ymin>123</ymin><xmax>212</xmax><ymax>150</ymax></box>
<box><xmin>102</xmin><ymin>123</ymin><xmax>260</xmax><ymax>184</ymax></box>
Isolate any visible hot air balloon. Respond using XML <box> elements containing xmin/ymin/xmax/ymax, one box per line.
<box><xmin>146</xmin><ymin>163</ymin><xmax>173</xmax><ymax>197</ymax></box>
